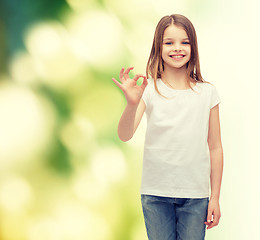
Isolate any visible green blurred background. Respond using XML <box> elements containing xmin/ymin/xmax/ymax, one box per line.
<box><xmin>0</xmin><ymin>0</ymin><xmax>260</xmax><ymax>239</ymax></box>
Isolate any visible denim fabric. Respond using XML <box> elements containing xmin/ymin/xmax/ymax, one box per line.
<box><xmin>141</xmin><ymin>194</ymin><xmax>209</xmax><ymax>240</ymax></box>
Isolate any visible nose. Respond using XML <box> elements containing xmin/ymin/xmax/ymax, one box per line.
<box><xmin>173</xmin><ymin>44</ymin><xmax>182</xmax><ymax>52</ymax></box>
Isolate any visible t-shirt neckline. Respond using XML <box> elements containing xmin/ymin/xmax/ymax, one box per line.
<box><xmin>159</xmin><ymin>78</ymin><xmax>198</xmax><ymax>92</ymax></box>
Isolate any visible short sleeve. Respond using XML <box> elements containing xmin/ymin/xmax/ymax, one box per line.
<box><xmin>142</xmin><ymin>78</ymin><xmax>153</xmax><ymax>106</ymax></box>
<box><xmin>210</xmin><ymin>84</ymin><xmax>221</xmax><ymax>109</ymax></box>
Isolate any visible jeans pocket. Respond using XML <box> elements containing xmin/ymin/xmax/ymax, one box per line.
<box><xmin>141</xmin><ymin>194</ymin><xmax>155</xmax><ymax>203</ymax></box>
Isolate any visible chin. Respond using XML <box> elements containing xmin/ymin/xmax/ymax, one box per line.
<box><xmin>163</xmin><ymin>59</ymin><xmax>190</xmax><ymax>70</ymax></box>
<box><xmin>172</xmin><ymin>63</ymin><xmax>188</xmax><ymax>69</ymax></box>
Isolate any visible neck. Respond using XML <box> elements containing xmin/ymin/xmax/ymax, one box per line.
<box><xmin>161</xmin><ymin>65</ymin><xmax>192</xmax><ymax>87</ymax></box>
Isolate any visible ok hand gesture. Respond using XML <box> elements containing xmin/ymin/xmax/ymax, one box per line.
<box><xmin>112</xmin><ymin>67</ymin><xmax>148</xmax><ymax>105</ymax></box>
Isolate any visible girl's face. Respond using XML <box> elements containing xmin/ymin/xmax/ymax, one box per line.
<box><xmin>161</xmin><ymin>24</ymin><xmax>191</xmax><ymax>70</ymax></box>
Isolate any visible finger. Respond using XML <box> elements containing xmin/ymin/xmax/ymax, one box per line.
<box><xmin>119</xmin><ymin>67</ymin><xmax>125</xmax><ymax>82</ymax></box>
<box><xmin>213</xmin><ymin>213</ymin><xmax>220</xmax><ymax>226</ymax></box>
<box><xmin>207</xmin><ymin>220</ymin><xmax>216</xmax><ymax>230</ymax></box>
<box><xmin>206</xmin><ymin>214</ymin><xmax>220</xmax><ymax>230</ymax></box>
<box><xmin>205</xmin><ymin>208</ymin><xmax>213</xmax><ymax>229</ymax></box>
<box><xmin>204</xmin><ymin>220</ymin><xmax>213</xmax><ymax>226</ymax></box>
<box><xmin>112</xmin><ymin>78</ymin><xmax>123</xmax><ymax>90</ymax></box>
<box><xmin>140</xmin><ymin>76</ymin><xmax>148</xmax><ymax>90</ymax></box>
<box><xmin>132</xmin><ymin>74</ymin><xmax>144</xmax><ymax>82</ymax></box>
<box><xmin>123</xmin><ymin>66</ymin><xmax>134</xmax><ymax>79</ymax></box>
<box><xmin>125</xmin><ymin>66</ymin><xmax>134</xmax><ymax>75</ymax></box>
<box><xmin>204</xmin><ymin>220</ymin><xmax>213</xmax><ymax>230</ymax></box>
<box><xmin>207</xmin><ymin>211</ymin><xmax>213</xmax><ymax>224</ymax></box>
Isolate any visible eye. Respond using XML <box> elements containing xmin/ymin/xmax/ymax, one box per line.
<box><xmin>183</xmin><ymin>42</ymin><xmax>190</xmax><ymax>44</ymax></box>
<box><xmin>164</xmin><ymin>42</ymin><xmax>173</xmax><ymax>45</ymax></box>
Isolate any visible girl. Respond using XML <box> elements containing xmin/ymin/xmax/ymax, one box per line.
<box><xmin>112</xmin><ymin>14</ymin><xmax>223</xmax><ymax>240</ymax></box>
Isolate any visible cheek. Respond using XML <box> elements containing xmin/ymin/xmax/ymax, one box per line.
<box><xmin>161</xmin><ymin>48</ymin><xmax>167</xmax><ymax>60</ymax></box>
<box><xmin>185</xmin><ymin>48</ymin><xmax>191</xmax><ymax>60</ymax></box>
<box><xmin>186</xmin><ymin>46</ymin><xmax>191</xmax><ymax>55</ymax></box>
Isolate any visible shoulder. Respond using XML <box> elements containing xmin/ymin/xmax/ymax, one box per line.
<box><xmin>195</xmin><ymin>81</ymin><xmax>220</xmax><ymax>101</ymax></box>
<box><xmin>147</xmin><ymin>78</ymin><xmax>155</xmax><ymax>85</ymax></box>
<box><xmin>145</xmin><ymin>78</ymin><xmax>155</xmax><ymax>91</ymax></box>
<box><xmin>197</xmin><ymin>80</ymin><xmax>217</xmax><ymax>92</ymax></box>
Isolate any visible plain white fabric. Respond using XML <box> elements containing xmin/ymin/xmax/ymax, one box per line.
<box><xmin>141</xmin><ymin>78</ymin><xmax>221</xmax><ymax>198</ymax></box>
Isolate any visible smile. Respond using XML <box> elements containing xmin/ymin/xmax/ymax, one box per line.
<box><xmin>170</xmin><ymin>55</ymin><xmax>185</xmax><ymax>59</ymax></box>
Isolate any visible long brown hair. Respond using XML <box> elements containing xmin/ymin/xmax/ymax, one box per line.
<box><xmin>146</xmin><ymin>14</ymin><xmax>209</xmax><ymax>97</ymax></box>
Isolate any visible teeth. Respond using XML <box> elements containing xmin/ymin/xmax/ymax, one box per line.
<box><xmin>171</xmin><ymin>55</ymin><xmax>184</xmax><ymax>58</ymax></box>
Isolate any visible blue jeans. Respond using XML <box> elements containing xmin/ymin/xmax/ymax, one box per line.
<box><xmin>141</xmin><ymin>194</ymin><xmax>209</xmax><ymax>240</ymax></box>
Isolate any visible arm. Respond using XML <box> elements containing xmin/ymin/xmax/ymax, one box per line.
<box><xmin>205</xmin><ymin>104</ymin><xmax>223</xmax><ymax>229</ymax></box>
<box><xmin>112</xmin><ymin>67</ymin><xmax>147</xmax><ymax>142</ymax></box>
<box><xmin>117</xmin><ymin>100</ymin><xmax>146</xmax><ymax>142</ymax></box>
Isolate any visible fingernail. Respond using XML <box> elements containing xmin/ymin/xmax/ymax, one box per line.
<box><xmin>207</xmin><ymin>220</ymin><xmax>211</xmax><ymax>223</ymax></box>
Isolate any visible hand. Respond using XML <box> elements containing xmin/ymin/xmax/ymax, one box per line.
<box><xmin>112</xmin><ymin>67</ymin><xmax>148</xmax><ymax>105</ymax></box>
<box><xmin>204</xmin><ymin>198</ymin><xmax>221</xmax><ymax>230</ymax></box>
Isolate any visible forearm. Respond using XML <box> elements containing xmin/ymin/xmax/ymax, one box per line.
<box><xmin>118</xmin><ymin>103</ymin><xmax>138</xmax><ymax>142</ymax></box>
<box><xmin>210</xmin><ymin>147</ymin><xmax>224</xmax><ymax>200</ymax></box>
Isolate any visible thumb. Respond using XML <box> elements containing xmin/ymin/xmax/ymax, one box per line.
<box><xmin>207</xmin><ymin>208</ymin><xmax>213</xmax><ymax>223</ymax></box>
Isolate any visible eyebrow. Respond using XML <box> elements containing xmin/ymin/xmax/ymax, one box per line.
<box><xmin>163</xmin><ymin>38</ymin><xmax>189</xmax><ymax>41</ymax></box>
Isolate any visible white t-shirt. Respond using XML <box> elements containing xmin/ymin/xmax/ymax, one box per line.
<box><xmin>141</xmin><ymin>78</ymin><xmax>221</xmax><ymax>198</ymax></box>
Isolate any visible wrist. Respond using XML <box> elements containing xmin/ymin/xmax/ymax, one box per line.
<box><xmin>126</xmin><ymin>101</ymin><xmax>139</xmax><ymax>108</ymax></box>
<box><xmin>210</xmin><ymin>195</ymin><xmax>220</xmax><ymax>201</ymax></box>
